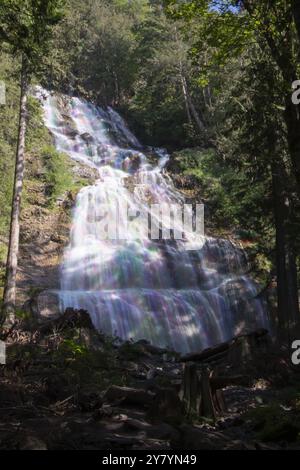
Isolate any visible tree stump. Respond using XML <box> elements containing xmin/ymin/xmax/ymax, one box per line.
<box><xmin>181</xmin><ymin>362</ymin><xmax>217</xmax><ymax>420</ymax></box>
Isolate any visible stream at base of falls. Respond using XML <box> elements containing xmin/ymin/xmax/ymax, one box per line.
<box><xmin>35</xmin><ymin>87</ymin><xmax>269</xmax><ymax>354</ymax></box>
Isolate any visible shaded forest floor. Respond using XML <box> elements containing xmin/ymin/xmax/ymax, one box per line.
<box><xmin>1</xmin><ymin>312</ymin><xmax>300</xmax><ymax>450</ymax></box>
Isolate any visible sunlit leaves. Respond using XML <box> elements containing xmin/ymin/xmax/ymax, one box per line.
<box><xmin>164</xmin><ymin>0</ymin><xmax>255</xmax><ymax>86</ymax></box>
<box><xmin>0</xmin><ymin>0</ymin><xmax>66</xmax><ymax>74</ymax></box>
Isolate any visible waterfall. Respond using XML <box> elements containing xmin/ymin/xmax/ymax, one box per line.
<box><xmin>36</xmin><ymin>88</ymin><xmax>269</xmax><ymax>354</ymax></box>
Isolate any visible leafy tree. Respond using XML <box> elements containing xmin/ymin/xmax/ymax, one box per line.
<box><xmin>165</xmin><ymin>0</ymin><xmax>300</xmax><ymax>336</ymax></box>
<box><xmin>166</xmin><ymin>0</ymin><xmax>300</xmax><ymax>197</ymax></box>
<box><xmin>46</xmin><ymin>0</ymin><xmax>209</xmax><ymax>147</ymax></box>
<box><xmin>0</xmin><ymin>0</ymin><xmax>65</xmax><ymax>323</ymax></box>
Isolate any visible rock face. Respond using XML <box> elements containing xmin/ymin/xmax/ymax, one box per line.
<box><xmin>35</xmin><ymin>291</ymin><xmax>61</xmax><ymax>320</ymax></box>
<box><xmin>17</xmin><ymin>150</ymin><xmax>97</xmax><ymax>312</ymax></box>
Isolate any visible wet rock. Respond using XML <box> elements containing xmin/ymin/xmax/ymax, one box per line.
<box><xmin>64</xmin><ymin>308</ymin><xmax>95</xmax><ymax>328</ymax></box>
<box><xmin>81</xmin><ymin>132</ymin><xmax>94</xmax><ymax>143</ymax></box>
<box><xmin>72</xmin><ymin>164</ymin><xmax>98</xmax><ymax>181</ymax></box>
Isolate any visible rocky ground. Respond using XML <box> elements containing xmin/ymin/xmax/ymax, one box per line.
<box><xmin>1</xmin><ymin>311</ymin><xmax>300</xmax><ymax>451</ymax></box>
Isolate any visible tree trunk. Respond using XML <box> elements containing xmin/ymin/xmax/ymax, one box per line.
<box><xmin>271</xmin><ymin>158</ymin><xmax>288</xmax><ymax>335</ymax></box>
<box><xmin>271</xmin><ymin>156</ymin><xmax>299</xmax><ymax>340</ymax></box>
<box><xmin>283</xmin><ymin>96</ymin><xmax>300</xmax><ymax>197</ymax></box>
<box><xmin>286</xmin><ymin>243</ymin><xmax>300</xmax><ymax>334</ymax></box>
<box><xmin>2</xmin><ymin>58</ymin><xmax>28</xmax><ymax>324</ymax></box>
<box><xmin>187</xmin><ymin>93</ymin><xmax>206</xmax><ymax>133</ymax></box>
<box><xmin>178</xmin><ymin>61</ymin><xmax>205</xmax><ymax>133</ymax></box>
<box><xmin>285</xmin><ymin>193</ymin><xmax>300</xmax><ymax>333</ymax></box>
<box><xmin>181</xmin><ymin>363</ymin><xmax>216</xmax><ymax>420</ymax></box>
<box><xmin>292</xmin><ymin>0</ymin><xmax>300</xmax><ymax>46</ymax></box>
<box><xmin>180</xmin><ymin>73</ymin><xmax>192</xmax><ymax>124</ymax></box>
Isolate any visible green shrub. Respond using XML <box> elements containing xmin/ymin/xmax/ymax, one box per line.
<box><xmin>247</xmin><ymin>403</ymin><xmax>300</xmax><ymax>442</ymax></box>
<box><xmin>41</xmin><ymin>145</ymin><xmax>73</xmax><ymax>207</ymax></box>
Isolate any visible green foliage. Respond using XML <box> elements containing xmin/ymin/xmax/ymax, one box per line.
<box><xmin>53</xmin><ymin>328</ymin><xmax>129</xmax><ymax>388</ymax></box>
<box><xmin>247</xmin><ymin>403</ymin><xmax>300</xmax><ymax>442</ymax></box>
<box><xmin>45</xmin><ymin>0</ymin><xmax>210</xmax><ymax>147</ymax></box>
<box><xmin>25</xmin><ymin>95</ymin><xmax>79</xmax><ymax>208</ymax></box>
<box><xmin>0</xmin><ymin>0</ymin><xmax>66</xmax><ymax>75</ymax></box>
<box><xmin>0</xmin><ymin>53</ymin><xmax>78</xmax><ymax>292</ymax></box>
<box><xmin>0</xmin><ymin>53</ymin><xmax>19</xmax><ymax>236</ymax></box>
<box><xmin>41</xmin><ymin>145</ymin><xmax>73</xmax><ymax>207</ymax></box>
<box><xmin>171</xmin><ymin>147</ymin><xmax>269</xmax><ymax>233</ymax></box>
<box><xmin>0</xmin><ymin>53</ymin><xmax>20</xmax><ymax>289</ymax></box>
<box><xmin>45</xmin><ymin>0</ymin><xmax>140</xmax><ymax>104</ymax></box>
<box><xmin>7</xmin><ymin>327</ymin><xmax>131</xmax><ymax>390</ymax></box>
<box><xmin>165</xmin><ymin>0</ymin><xmax>254</xmax><ymax>83</ymax></box>
<box><xmin>60</xmin><ymin>338</ymin><xmax>88</xmax><ymax>357</ymax></box>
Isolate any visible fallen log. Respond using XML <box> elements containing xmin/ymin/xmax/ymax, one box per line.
<box><xmin>181</xmin><ymin>341</ymin><xmax>231</xmax><ymax>364</ymax></box>
<box><xmin>180</xmin><ymin>328</ymin><xmax>268</xmax><ymax>363</ymax></box>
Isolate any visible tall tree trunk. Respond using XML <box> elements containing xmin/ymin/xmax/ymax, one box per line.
<box><xmin>2</xmin><ymin>58</ymin><xmax>28</xmax><ymax>324</ymax></box>
<box><xmin>286</xmin><ymin>243</ymin><xmax>300</xmax><ymax>334</ymax></box>
<box><xmin>292</xmin><ymin>0</ymin><xmax>300</xmax><ymax>45</ymax></box>
<box><xmin>177</xmin><ymin>50</ymin><xmax>205</xmax><ymax>133</ymax></box>
<box><xmin>271</xmin><ymin>158</ymin><xmax>289</xmax><ymax>336</ymax></box>
<box><xmin>271</xmin><ymin>156</ymin><xmax>300</xmax><ymax>341</ymax></box>
<box><xmin>113</xmin><ymin>70</ymin><xmax>120</xmax><ymax>107</ymax></box>
<box><xmin>180</xmin><ymin>72</ymin><xmax>192</xmax><ymax>124</ymax></box>
<box><xmin>178</xmin><ymin>55</ymin><xmax>192</xmax><ymax>124</ymax></box>
<box><xmin>187</xmin><ymin>92</ymin><xmax>205</xmax><ymax>133</ymax></box>
<box><xmin>285</xmin><ymin>197</ymin><xmax>300</xmax><ymax>334</ymax></box>
<box><xmin>284</xmin><ymin>96</ymin><xmax>300</xmax><ymax>196</ymax></box>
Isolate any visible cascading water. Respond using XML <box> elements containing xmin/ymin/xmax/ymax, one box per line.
<box><xmin>36</xmin><ymin>88</ymin><xmax>269</xmax><ymax>354</ymax></box>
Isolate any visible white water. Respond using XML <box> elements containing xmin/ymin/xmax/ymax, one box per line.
<box><xmin>36</xmin><ymin>88</ymin><xmax>269</xmax><ymax>353</ymax></box>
